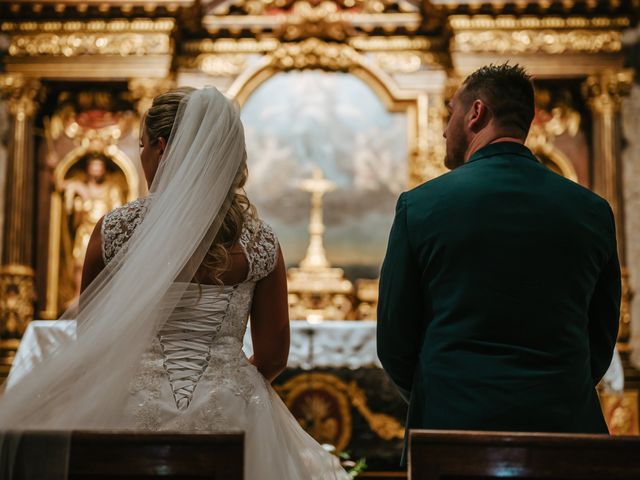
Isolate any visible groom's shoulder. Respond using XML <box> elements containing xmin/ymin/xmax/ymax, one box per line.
<box><xmin>404</xmin><ymin>168</ymin><xmax>461</xmax><ymax>200</ymax></box>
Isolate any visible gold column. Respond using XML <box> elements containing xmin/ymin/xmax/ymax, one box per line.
<box><xmin>0</xmin><ymin>74</ymin><xmax>40</xmax><ymax>376</ymax></box>
<box><xmin>583</xmin><ymin>70</ymin><xmax>634</xmax><ymax>354</ymax></box>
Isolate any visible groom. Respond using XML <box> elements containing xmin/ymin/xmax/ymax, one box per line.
<box><xmin>377</xmin><ymin>64</ymin><xmax>621</xmax><ymax>453</ymax></box>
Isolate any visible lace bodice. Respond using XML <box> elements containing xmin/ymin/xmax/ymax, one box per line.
<box><xmin>102</xmin><ymin>198</ymin><xmax>279</xmax><ymax>411</ymax></box>
<box><xmin>101</xmin><ymin>198</ymin><xmax>278</xmax><ymax>282</ymax></box>
<box><xmin>101</xmin><ymin>197</ymin><xmax>278</xmax><ymax>280</ymax></box>
<box><xmin>101</xmin><ymin>197</ymin><xmax>149</xmax><ymax>266</ymax></box>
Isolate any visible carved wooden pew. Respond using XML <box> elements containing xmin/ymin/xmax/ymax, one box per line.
<box><xmin>68</xmin><ymin>431</ymin><xmax>244</xmax><ymax>479</ymax></box>
<box><xmin>409</xmin><ymin>430</ymin><xmax>640</xmax><ymax>479</ymax></box>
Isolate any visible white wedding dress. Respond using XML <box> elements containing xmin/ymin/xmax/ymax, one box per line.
<box><xmin>102</xmin><ymin>198</ymin><xmax>349</xmax><ymax>479</ymax></box>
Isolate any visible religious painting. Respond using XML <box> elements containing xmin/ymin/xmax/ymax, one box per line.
<box><xmin>242</xmin><ymin>71</ymin><xmax>408</xmax><ymax>281</ymax></box>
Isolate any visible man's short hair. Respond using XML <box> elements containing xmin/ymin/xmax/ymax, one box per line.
<box><xmin>461</xmin><ymin>63</ymin><xmax>535</xmax><ymax>138</ymax></box>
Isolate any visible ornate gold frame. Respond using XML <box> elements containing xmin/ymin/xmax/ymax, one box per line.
<box><xmin>221</xmin><ymin>38</ymin><xmax>446</xmax><ymax>188</ymax></box>
<box><xmin>42</xmin><ymin>144</ymin><xmax>139</xmax><ymax>319</ymax></box>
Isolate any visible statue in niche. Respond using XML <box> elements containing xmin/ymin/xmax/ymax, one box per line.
<box><xmin>61</xmin><ymin>154</ymin><xmax>125</xmax><ymax>300</ymax></box>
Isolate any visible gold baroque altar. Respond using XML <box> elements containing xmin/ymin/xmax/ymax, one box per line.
<box><xmin>0</xmin><ymin>0</ymin><xmax>638</xmax><ymax>436</ymax></box>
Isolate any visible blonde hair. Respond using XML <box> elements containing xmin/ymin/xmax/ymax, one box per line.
<box><xmin>144</xmin><ymin>87</ymin><xmax>255</xmax><ymax>284</ymax></box>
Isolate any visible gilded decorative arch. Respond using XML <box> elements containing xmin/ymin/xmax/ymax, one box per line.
<box><xmin>226</xmin><ymin>39</ymin><xmax>446</xmax><ymax>187</ymax></box>
<box><xmin>52</xmin><ymin>144</ymin><xmax>140</xmax><ymax>193</ymax></box>
<box><xmin>43</xmin><ymin>144</ymin><xmax>139</xmax><ymax>319</ymax></box>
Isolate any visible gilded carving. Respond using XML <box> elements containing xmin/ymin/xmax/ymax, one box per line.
<box><xmin>270</xmin><ymin>38</ymin><xmax>360</xmax><ymax>71</ymax></box>
<box><xmin>372</xmin><ymin>51</ymin><xmax>422</xmax><ymax>73</ymax></box>
<box><xmin>346</xmin><ymin>380</ymin><xmax>404</xmax><ymax>440</ymax></box>
<box><xmin>275</xmin><ymin>1</ymin><xmax>354</xmax><ymax>41</ymax></box>
<box><xmin>4</xmin><ymin>2</ymin><xmax>187</xmax><ymax>16</ymax></box>
<box><xmin>181</xmin><ymin>54</ymin><xmax>248</xmax><ymax>76</ymax></box>
<box><xmin>1</xmin><ymin>19</ymin><xmax>175</xmax><ymax>33</ymax></box>
<box><xmin>355</xmin><ymin>279</ymin><xmax>379</xmax><ymax>321</ymax></box>
<box><xmin>183</xmin><ymin>38</ymin><xmax>279</xmax><ymax>54</ymax></box>
<box><xmin>0</xmin><ymin>75</ymin><xmax>40</xmax><ymax>371</ymax></box>
<box><xmin>0</xmin><ymin>74</ymin><xmax>40</xmax><ymax>120</ymax></box>
<box><xmin>453</xmin><ymin>29</ymin><xmax>622</xmax><ymax>54</ymax></box>
<box><xmin>619</xmin><ymin>268</ymin><xmax>633</xmax><ymax>349</ymax></box>
<box><xmin>204</xmin><ymin>0</ymin><xmax>417</xmax><ymax>17</ymax></box>
<box><xmin>449</xmin><ymin>16</ymin><xmax>630</xmax><ymax>30</ymax></box>
<box><xmin>349</xmin><ymin>36</ymin><xmax>440</xmax><ymax>52</ymax></box>
<box><xmin>276</xmin><ymin>372</ymin><xmax>404</xmax><ymax>451</ymax></box>
<box><xmin>411</xmin><ymin>94</ymin><xmax>447</xmax><ymax>186</ymax></box>
<box><xmin>276</xmin><ymin>373</ymin><xmax>353</xmax><ymax>451</ymax></box>
<box><xmin>201</xmin><ymin>0</ymin><xmax>421</xmax><ymax>38</ymax></box>
<box><xmin>582</xmin><ymin>70</ymin><xmax>633</xmax><ymax>268</ymax></box>
<box><xmin>3</xmin><ymin>19</ymin><xmax>174</xmax><ymax>58</ymax></box>
<box><xmin>600</xmin><ymin>390</ymin><xmax>639</xmax><ymax>435</ymax></box>
<box><xmin>9</xmin><ymin>33</ymin><xmax>170</xmax><ymax>57</ymax></box>
<box><xmin>583</xmin><ymin>70</ymin><xmax>633</xmax><ymax>114</ymax></box>
<box><xmin>0</xmin><ymin>265</ymin><xmax>35</xmax><ymax>374</ymax></box>
<box><xmin>527</xmin><ymin>89</ymin><xmax>580</xmax><ymax>182</ymax></box>
<box><xmin>183</xmin><ymin>36</ymin><xmax>443</xmax><ymax>75</ymax></box>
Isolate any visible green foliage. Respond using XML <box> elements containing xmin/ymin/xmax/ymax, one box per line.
<box><xmin>338</xmin><ymin>450</ymin><xmax>367</xmax><ymax>478</ymax></box>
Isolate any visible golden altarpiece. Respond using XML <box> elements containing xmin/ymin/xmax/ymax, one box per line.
<box><xmin>0</xmin><ymin>0</ymin><xmax>639</xmax><ymax>462</ymax></box>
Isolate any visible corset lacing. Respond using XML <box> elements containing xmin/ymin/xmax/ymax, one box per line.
<box><xmin>158</xmin><ymin>286</ymin><xmax>233</xmax><ymax>410</ymax></box>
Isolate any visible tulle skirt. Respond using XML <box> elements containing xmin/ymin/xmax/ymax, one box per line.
<box><xmin>125</xmin><ymin>348</ymin><xmax>349</xmax><ymax>480</ymax></box>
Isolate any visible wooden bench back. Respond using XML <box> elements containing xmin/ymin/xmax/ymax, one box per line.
<box><xmin>409</xmin><ymin>430</ymin><xmax>640</xmax><ymax>480</ymax></box>
<box><xmin>5</xmin><ymin>430</ymin><xmax>244</xmax><ymax>479</ymax></box>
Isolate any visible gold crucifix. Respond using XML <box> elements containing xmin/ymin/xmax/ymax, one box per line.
<box><xmin>299</xmin><ymin>167</ymin><xmax>336</xmax><ymax>270</ymax></box>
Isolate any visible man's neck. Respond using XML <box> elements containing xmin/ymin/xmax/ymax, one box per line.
<box><xmin>464</xmin><ymin>134</ymin><xmax>524</xmax><ymax>163</ymax></box>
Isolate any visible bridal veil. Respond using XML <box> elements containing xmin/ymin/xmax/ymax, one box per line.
<box><xmin>0</xmin><ymin>88</ymin><xmax>246</xmax><ymax>475</ymax></box>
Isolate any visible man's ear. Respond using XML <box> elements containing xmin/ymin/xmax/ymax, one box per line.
<box><xmin>467</xmin><ymin>99</ymin><xmax>490</xmax><ymax>132</ymax></box>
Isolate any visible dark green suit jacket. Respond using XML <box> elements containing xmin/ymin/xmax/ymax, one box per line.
<box><xmin>378</xmin><ymin>142</ymin><xmax>621</xmax><ymax>456</ymax></box>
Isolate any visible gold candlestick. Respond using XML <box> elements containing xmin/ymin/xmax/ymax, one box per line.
<box><xmin>287</xmin><ymin>167</ymin><xmax>354</xmax><ymax>321</ymax></box>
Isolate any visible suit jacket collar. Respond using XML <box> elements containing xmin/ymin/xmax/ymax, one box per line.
<box><xmin>466</xmin><ymin>141</ymin><xmax>539</xmax><ymax>165</ymax></box>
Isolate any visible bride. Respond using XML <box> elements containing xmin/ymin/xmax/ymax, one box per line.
<box><xmin>0</xmin><ymin>87</ymin><xmax>348</xmax><ymax>479</ymax></box>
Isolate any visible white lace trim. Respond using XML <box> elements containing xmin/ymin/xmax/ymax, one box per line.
<box><xmin>241</xmin><ymin>217</ymin><xmax>279</xmax><ymax>282</ymax></box>
<box><xmin>101</xmin><ymin>197</ymin><xmax>149</xmax><ymax>265</ymax></box>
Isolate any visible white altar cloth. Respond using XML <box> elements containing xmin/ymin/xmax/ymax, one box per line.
<box><xmin>6</xmin><ymin>320</ymin><xmax>381</xmax><ymax>389</ymax></box>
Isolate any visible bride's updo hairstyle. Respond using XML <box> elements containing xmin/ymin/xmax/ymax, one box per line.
<box><xmin>145</xmin><ymin>87</ymin><xmax>256</xmax><ymax>284</ymax></box>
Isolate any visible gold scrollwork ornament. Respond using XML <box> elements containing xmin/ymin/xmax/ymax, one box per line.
<box><xmin>454</xmin><ymin>29</ymin><xmax>622</xmax><ymax>55</ymax></box>
<box><xmin>583</xmin><ymin>70</ymin><xmax>633</xmax><ymax>114</ymax></box>
<box><xmin>194</xmin><ymin>54</ymin><xmax>248</xmax><ymax>76</ymax></box>
<box><xmin>270</xmin><ymin>39</ymin><xmax>360</xmax><ymax>71</ymax></box>
<box><xmin>10</xmin><ymin>33</ymin><xmax>171</xmax><ymax>57</ymax></box>
<box><xmin>276</xmin><ymin>373</ymin><xmax>404</xmax><ymax>452</ymax></box>
<box><xmin>0</xmin><ymin>265</ymin><xmax>36</xmax><ymax>370</ymax></box>
<box><xmin>0</xmin><ymin>75</ymin><xmax>40</xmax><ymax>120</ymax></box>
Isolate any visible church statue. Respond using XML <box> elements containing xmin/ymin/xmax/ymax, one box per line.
<box><xmin>61</xmin><ymin>155</ymin><xmax>124</xmax><ymax>297</ymax></box>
